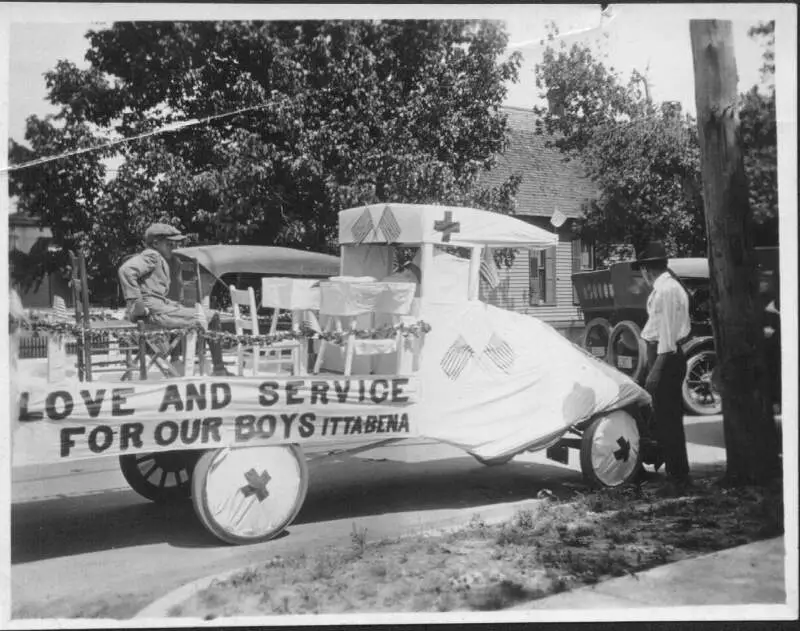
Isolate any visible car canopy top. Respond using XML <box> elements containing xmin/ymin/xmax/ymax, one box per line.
<box><xmin>173</xmin><ymin>245</ymin><xmax>340</xmax><ymax>280</ymax></box>
<box><xmin>338</xmin><ymin>203</ymin><xmax>558</xmax><ymax>249</ymax></box>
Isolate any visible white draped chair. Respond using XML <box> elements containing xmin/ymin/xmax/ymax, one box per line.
<box><xmin>312</xmin><ymin>279</ymin><xmax>416</xmax><ymax>376</ymax></box>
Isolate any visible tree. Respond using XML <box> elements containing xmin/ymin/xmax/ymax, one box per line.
<box><xmin>533</xmin><ymin>31</ymin><xmax>707</xmax><ymax>262</ymax></box>
<box><xmin>9</xmin><ymin>20</ymin><xmax>522</xmax><ymax>300</ymax></box>
<box><xmin>748</xmin><ymin>21</ymin><xmax>775</xmax><ymax>86</ymax></box>
<box><xmin>690</xmin><ymin>19</ymin><xmax>780</xmax><ymax>485</ymax></box>
<box><xmin>740</xmin><ymin>21</ymin><xmax>778</xmax><ymax>247</ymax></box>
<box><xmin>8</xmin><ymin>113</ymin><xmax>113</xmax><ymax>295</ymax></box>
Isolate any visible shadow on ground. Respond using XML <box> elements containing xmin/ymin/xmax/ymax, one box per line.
<box><xmin>12</xmin><ymin>455</ymin><xmax>581</xmax><ymax>564</ymax></box>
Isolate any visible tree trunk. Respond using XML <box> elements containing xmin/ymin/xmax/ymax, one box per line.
<box><xmin>689</xmin><ymin>20</ymin><xmax>780</xmax><ymax>484</ymax></box>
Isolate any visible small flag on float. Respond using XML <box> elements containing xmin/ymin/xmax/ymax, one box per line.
<box><xmin>479</xmin><ymin>247</ymin><xmax>501</xmax><ymax>289</ymax></box>
<box><xmin>351</xmin><ymin>208</ymin><xmax>375</xmax><ymax>244</ymax></box>
<box><xmin>481</xmin><ymin>333</ymin><xmax>515</xmax><ymax>373</ymax></box>
<box><xmin>52</xmin><ymin>295</ymin><xmax>69</xmax><ymax>321</ymax></box>
<box><xmin>550</xmin><ymin>206</ymin><xmax>567</xmax><ymax>229</ymax></box>
<box><xmin>378</xmin><ymin>205</ymin><xmax>401</xmax><ymax>243</ymax></box>
<box><xmin>440</xmin><ymin>335</ymin><xmax>475</xmax><ymax>380</ymax></box>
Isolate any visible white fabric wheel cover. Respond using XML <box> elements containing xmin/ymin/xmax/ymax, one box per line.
<box><xmin>589</xmin><ymin>410</ymin><xmax>640</xmax><ymax>486</ymax></box>
<box><xmin>203</xmin><ymin>446</ymin><xmax>304</xmax><ymax>539</ymax></box>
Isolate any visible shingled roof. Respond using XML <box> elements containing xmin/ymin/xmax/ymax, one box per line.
<box><xmin>480</xmin><ymin>106</ymin><xmax>598</xmax><ymax>219</ymax></box>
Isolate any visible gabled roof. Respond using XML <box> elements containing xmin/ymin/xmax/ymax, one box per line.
<box><xmin>479</xmin><ymin>107</ymin><xmax>598</xmax><ymax>219</ymax></box>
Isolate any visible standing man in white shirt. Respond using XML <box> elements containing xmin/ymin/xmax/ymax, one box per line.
<box><xmin>634</xmin><ymin>241</ymin><xmax>692</xmax><ymax>485</ymax></box>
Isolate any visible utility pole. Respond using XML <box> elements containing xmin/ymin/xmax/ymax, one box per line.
<box><xmin>689</xmin><ymin>20</ymin><xmax>780</xmax><ymax>484</ymax></box>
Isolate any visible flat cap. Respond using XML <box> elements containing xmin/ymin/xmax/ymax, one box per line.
<box><xmin>144</xmin><ymin>223</ymin><xmax>188</xmax><ymax>243</ymax></box>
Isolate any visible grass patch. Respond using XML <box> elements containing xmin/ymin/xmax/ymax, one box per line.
<box><xmin>170</xmin><ymin>473</ymin><xmax>783</xmax><ymax>618</ymax></box>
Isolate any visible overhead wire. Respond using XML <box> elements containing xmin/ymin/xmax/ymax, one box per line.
<box><xmin>1</xmin><ymin>102</ymin><xmax>271</xmax><ymax>174</ymax></box>
<box><xmin>5</xmin><ymin>5</ymin><xmax>678</xmax><ymax>176</ymax></box>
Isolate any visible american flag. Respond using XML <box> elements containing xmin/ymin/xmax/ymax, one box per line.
<box><xmin>480</xmin><ymin>333</ymin><xmax>515</xmax><ymax>373</ymax></box>
<box><xmin>479</xmin><ymin>248</ymin><xmax>500</xmax><ymax>289</ymax></box>
<box><xmin>351</xmin><ymin>208</ymin><xmax>375</xmax><ymax>244</ymax></box>
<box><xmin>52</xmin><ymin>295</ymin><xmax>69</xmax><ymax>321</ymax></box>
<box><xmin>440</xmin><ymin>336</ymin><xmax>475</xmax><ymax>380</ymax></box>
<box><xmin>378</xmin><ymin>205</ymin><xmax>401</xmax><ymax>242</ymax></box>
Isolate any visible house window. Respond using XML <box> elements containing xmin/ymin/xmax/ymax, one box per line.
<box><xmin>529</xmin><ymin>246</ymin><xmax>557</xmax><ymax>306</ymax></box>
<box><xmin>572</xmin><ymin>238</ymin><xmax>595</xmax><ymax>304</ymax></box>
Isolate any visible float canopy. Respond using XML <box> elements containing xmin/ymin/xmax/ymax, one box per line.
<box><xmin>338</xmin><ymin>203</ymin><xmax>559</xmax><ymax>248</ymax></box>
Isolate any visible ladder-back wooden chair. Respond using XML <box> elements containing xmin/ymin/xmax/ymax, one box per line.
<box><xmin>69</xmin><ymin>251</ymin><xmax>143</xmax><ymax>381</ymax></box>
<box><xmin>230</xmin><ymin>285</ymin><xmax>302</xmax><ymax>376</ymax></box>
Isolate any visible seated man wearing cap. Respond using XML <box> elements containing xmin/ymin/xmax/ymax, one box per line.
<box><xmin>118</xmin><ymin>223</ymin><xmax>232</xmax><ymax>376</ymax></box>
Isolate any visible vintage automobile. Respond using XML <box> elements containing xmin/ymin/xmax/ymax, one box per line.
<box><xmin>572</xmin><ymin>247</ymin><xmax>780</xmax><ymax>416</ymax></box>
<box><xmin>13</xmin><ymin>205</ymin><xmax>657</xmax><ymax>545</ymax></box>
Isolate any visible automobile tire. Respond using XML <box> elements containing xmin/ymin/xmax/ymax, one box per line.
<box><xmin>607</xmin><ymin>320</ymin><xmax>648</xmax><ymax>383</ymax></box>
<box><xmin>682</xmin><ymin>349</ymin><xmax>722</xmax><ymax>415</ymax></box>
<box><xmin>581</xmin><ymin>317</ymin><xmax>612</xmax><ymax>362</ymax></box>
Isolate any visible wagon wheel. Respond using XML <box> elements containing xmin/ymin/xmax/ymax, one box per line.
<box><xmin>191</xmin><ymin>444</ymin><xmax>309</xmax><ymax>545</ymax></box>
<box><xmin>581</xmin><ymin>317</ymin><xmax>612</xmax><ymax>361</ymax></box>
<box><xmin>682</xmin><ymin>349</ymin><xmax>722</xmax><ymax>415</ymax></box>
<box><xmin>119</xmin><ymin>450</ymin><xmax>203</xmax><ymax>503</ymax></box>
<box><xmin>607</xmin><ymin>320</ymin><xmax>648</xmax><ymax>383</ymax></box>
<box><xmin>580</xmin><ymin>410</ymin><xmax>641</xmax><ymax>488</ymax></box>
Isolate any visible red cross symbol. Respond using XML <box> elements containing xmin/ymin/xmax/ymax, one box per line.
<box><xmin>433</xmin><ymin>211</ymin><xmax>461</xmax><ymax>243</ymax></box>
<box><xmin>241</xmin><ymin>467</ymin><xmax>272</xmax><ymax>502</ymax></box>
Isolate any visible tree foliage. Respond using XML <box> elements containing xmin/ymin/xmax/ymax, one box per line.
<box><xmin>10</xmin><ymin>20</ymin><xmax>522</xmax><ymax>300</ymax></box>
<box><xmin>533</xmin><ymin>22</ymin><xmax>779</xmax><ymax>263</ymax></box>
<box><xmin>533</xmin><ymin>32</ymin><xmax>705</xmax><ymax>261</ymax></box>
<box><xmin>740</xmin><ymin>21</ymin><xmax>778</xmax><ymax>246</ymax></box>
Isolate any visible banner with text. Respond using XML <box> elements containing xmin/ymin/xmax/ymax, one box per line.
<box><xmin>13</xmin><ymin>376</ymin><xmax>419</xmax><ymax>465</ymax></box>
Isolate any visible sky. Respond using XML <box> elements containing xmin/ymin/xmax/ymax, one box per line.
<box><xmin>0</xmin><ymin>3</ymin><xmax>784</xmax><ymax>150</ymax></box>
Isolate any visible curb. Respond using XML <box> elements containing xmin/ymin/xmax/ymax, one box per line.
<box><xmin>134</xmin><ymin>497</ymin><xmax>545</xmax><ymax>619</ymax></box>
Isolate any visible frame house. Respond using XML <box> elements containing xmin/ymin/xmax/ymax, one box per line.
<box><xmin>479</xmin><ymin>106</ymin><xmax>599</xmax><ymax>343</ymax></box>
<box><xmin>8</xmin><ymin>212</ymin><xmax>70</xmax><ymax>309</ymax></box>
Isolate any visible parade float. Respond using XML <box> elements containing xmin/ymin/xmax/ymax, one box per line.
<box><xmin>11</xmin><ymin>204</ymin><xmax>655</xmax><ymax>545</ymax></box>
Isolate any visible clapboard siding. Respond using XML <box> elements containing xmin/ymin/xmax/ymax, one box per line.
<box><xmin>484</xmin><ymin>239</ymin><xmax>581</xmax><ymax>323</ymax></box>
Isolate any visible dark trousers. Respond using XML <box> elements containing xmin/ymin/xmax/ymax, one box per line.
<box><xmin>647</xmin><ymin>344</ymin><xmax>690</xmax><ymax>480</ymax></box>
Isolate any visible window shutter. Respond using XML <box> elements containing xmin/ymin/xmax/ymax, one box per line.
<box><xmin>545</xmin><ymin>245</ymin><xmax>557</xmax><ymax>305</ymax></box>
<box><xmin>572</xmin><ymin>239</ymin><xmax>582</xmax><ymax>304</ymax></box>
<box><xmin>529</xmin><ymin>250</ymin><xmax>540</xmax><ymax>305</ymax></box>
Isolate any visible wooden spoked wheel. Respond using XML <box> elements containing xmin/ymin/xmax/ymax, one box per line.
<box><xmin>191</xmin><ymin>445</ymin><xmax>309</xmax><ymax>545</ymax></box>
<box><xmin>682</xmin><ymin>349</ymin><xmax>722</xmax><ymax>415</ymax></box>
<box><xmin>607</xmin><ymin>320</ymin><xmax>648</xmax><ymax>383</ymax></box>
<box><xmin>119</xmin><ymin>450</ymin><xmax>203</xmax><ymax>503</ymax></box>
<box><xmin>580</xmin><ymin>410</ymin><xmax>641</xmax><ymax>488</ymax></box>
